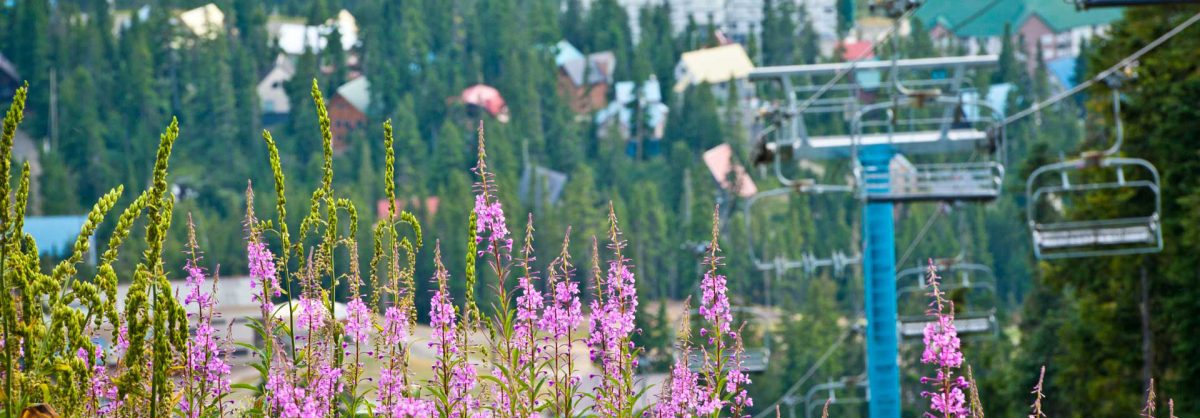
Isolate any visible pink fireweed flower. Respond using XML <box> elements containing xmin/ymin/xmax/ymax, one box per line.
<box><xmin>376</xmin><ymin>306</ymin><xmax>422</xmax><ymax>416</ymax></box>
<box><xmin>427</xmin><ymin>248</ymin><xmax>480</xmax><ymax>417</ymax></box>
<box><xmin>247</xmin><ymin>241</ymin><xmax>281</xmax><ymax>312</ymax></box>
<box><xmin>115</xmin><ymin>323</ymin><xmax>129</xmax><ymax>356</ymax></box>
<box><xmin>183</xmin><ymin>263</ymin><xmax>211</xmax><ymax>307</ymax></box>
<box><xmin>297</xmin><ymin>297</ymin><xmax>327</xmax><ymax>331</ymax></box>
<box><xmin>694</xmin><ymin>211</ymin><xmax>754</xmax><ymax>416</ymax></box>
<box><xmin>180</xmin><ymin>260</ymin><xmax>232</xmax><ymax>417</ymax></box>
<box><xmin>473</xmin><ymin>194</ymin><xmax>512</xmax><ymax>255</ymax></box>
<box><xmin>381</xmin><ymin>305</ymin><xmax>409</xmax><ymax>347</ymax></box>
<box><xmin>182</xmin><ymin>323</ymin><xmax>232</xmax><ymax>413</ymax></box>
<box><xmin>514</xmin><ymin>274</ymin><xmax>544</xmax><ymax>343</ymax></box>
<box><xmin>345</xmin><ymin>298</ymin><xmax>371</xmax><ymax>345</ymax></box>
<box><xmin>429</xmin><ymin>290</ymin><xmax>458</xmax><ymax>356</ymax></box>
<box><xmin>919</xmin><ymin>260</ymin><xmax>970</xmax><ymax>418</ymax></box>
<box><xmin>79</xmin><ymin>347</ymin><xmax>121</xmax><ymax>416</ymax></box>
<box><xmin>586</xmin><ymin>259</ymin><xmax>640</xmax><ymax>416</ymax></box>
<box><xmin>653</xmin><ymin>356</ymin><xmax>703</xmax><ymax>417</ymax></box>
<box><xmin>698</xmin><ymin>271</ymin><xmax>733</xmax><ymax>344</ymax></box>
<box><xmin>428</xmin><ymin>288</ymin><xmax>480</xmax><ymax>416</ymax></box>
<box><xmin>265</xmin><ymin>339</ymin><xmax>344</xmax><ymax>418</ymax></box>
<box><xmin>471</xmin><ymin>122</ymin><xmax>511</xmax><ymax>257</ymax></box>
<box><xmin>383</xmin><ymin>396</ymin><xmax>437</xmax><ymax>418</ymax></box>
<box><xmin>539</xmin><ymin>274</ymin><xmax>581</xmax><ymax>339</ymax></box>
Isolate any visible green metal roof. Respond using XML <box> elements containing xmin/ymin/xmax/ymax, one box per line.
<box><xmin>915</xmin><ymin>0</ymin><xmax>1124</xmax><ymax>38</ymax></box>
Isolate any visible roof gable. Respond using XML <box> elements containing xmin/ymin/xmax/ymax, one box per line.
<box><xmin>915</xmin><ymin>0</ymin><xmax>1122</xmax><ymax>38</ymax></box>
<box><xmin>335</xmin><ymin>77</ymin><xmax>370</xmax><ymax>114</ymax></box>
<box><xmin>674</xmin><ymin>44</ymin><xmax>754</xmax><ymax>92</ymax></box>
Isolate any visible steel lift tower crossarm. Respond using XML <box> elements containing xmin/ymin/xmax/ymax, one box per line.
<box><xmin>748</xmin><ymin>55</ymin><xmax>1000</xmax><ymax>80</ymax></box>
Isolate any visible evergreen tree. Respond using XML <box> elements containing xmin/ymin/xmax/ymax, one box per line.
<box><xmin>12</xmin><ymin>0</ymin><xmax>51</xmax><ymax>137</ymax></box>
<box><xmin>837</xmin><ymin>0</ymin><xmax>855</xmax><ymax>36</ymax></box>
<box><xmin>761</xmin><ymin>0</ymin><xmax>798</xmax><ymax>66</ymax></box>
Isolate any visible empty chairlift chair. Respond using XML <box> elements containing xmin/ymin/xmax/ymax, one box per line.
<box><xmin>851</xmin><ymin>95</ymin><xmax>1006</xmax><ymax>202</ymax></box>
<box><xmin>1025</xmin><ymin>87</ymin><xmax>1162</xmax><ymax>259</ymax></box>
<box><xmin>895</xmin><ymin>261</ymin><xmax>998</xmax><ymax>339</ymax></box>
<box><xmin>1026</xmin><ymin>156</ymin><xmax>1161</xmax><ymax>259</ymax></box>
<box><xmin>743</xmin><ymin>187</ymin><xmax>860</xmax><ymax>276</ymax></box>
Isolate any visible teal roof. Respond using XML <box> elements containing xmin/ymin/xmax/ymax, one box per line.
<box><xmin>916</xmin><ymin>0</ymin><xmax>1123</xmax><ymax>38</ymax></box>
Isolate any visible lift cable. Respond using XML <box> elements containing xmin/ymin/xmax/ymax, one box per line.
<box><xmin>999</xmin><ymin>10</ymin><xmax>1200</xmax><ymax>128</ymax></box>
<box><xmin>895</xmin><ymin>204</ymin><xmax>945</xmax><ymax>270</ymax></box>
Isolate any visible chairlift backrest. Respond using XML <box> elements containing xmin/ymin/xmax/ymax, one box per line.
<box><xmin>743</xmin><ymin>187</ymin><xmax>859</xmax><ymax>275</ymax></box>
<box><xmin>1026</xmin><ymin>156</ymin><xmax>1162</xmax><ymax>259</ymax></box>
<box><xmin>683</xmin><ymin>306</ymin><xmax>773</xmax><ymax>373</ymax></box>
<box><xmin>895</xmin><ymin>261</ymin><xmax>998</xmax><ymax>339</ymax></box>
<box><xmin>851</xmin><ymin>95</ymin><xmax>1006</xmax><ymax>202</ymax></box>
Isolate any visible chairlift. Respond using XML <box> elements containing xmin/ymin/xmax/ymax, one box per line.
<box><xmin>851</xmin><ymin>95</ymin><xmax>1006</xmax><ymax>202</ymax></box>
<box><xmin>799</xmin><ymin>375</ymin><xmax>869</xmax><ymax>418</ymax></box>
<box><xmin>895</xmin><ymin>260</ymin><xmax>998</xmax><ymax>339</ymax></box>
<box><xmin>685</xmin><ymin>307</ymin><xmax>772</xmax><ymax>373</ymax></box>
<box><xmin>744</xmin><ymin>187</ymin><xmax>859</xmax><ymax>276</ymax></box>
<box><xmin>746</xmin><ymin>56</ymin><xmax>996</xmax><ymax>189</ymax></box>
<box><xmin>1026</xmin><ymin>88</ymin><xmax>1163</xmax><ymax>259</ymax></box>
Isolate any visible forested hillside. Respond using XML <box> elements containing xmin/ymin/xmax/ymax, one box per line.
<box><xmin>0</xmin><ymin>0</ymin><xmax>1197</xmax><ymax>416</ymax></box>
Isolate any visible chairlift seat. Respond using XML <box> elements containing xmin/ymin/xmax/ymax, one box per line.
<box><xmin>897</xmin><ymin>313</ymin><xmax>996</xmax><ymax>339</ymax></box>
<box><xmin>1035</xmin><ymin>216</ymin><xmax>1158</xmax><ymax>249</ymax></box>
<box><xmin>860</xmin><ymin>161</ymin><xmax>1004</xmax><ymax>202</ymax></box>
<box><xmin>686</xmin><ymin>347</ymin><xmax>770</xmax><ymax>373</ymax></box>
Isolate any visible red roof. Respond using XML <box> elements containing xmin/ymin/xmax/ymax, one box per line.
<box><xmin>840</xmin><ymin>40</ymin><xmax>875</xmax><ymax>60</ymax></box>
<box><xmin>461</xmin><ymin>84</ymin><xmax>509</xmax><ymax>121</ymax></box>
<box><xmin>377</xmin><ymin>197</ymin><xmax>440</xmax><ymax>219</ymax></box>
<box><xmin>702</xmin><ymin>144</ymin><xmax>758</xmax><ymax>198</ymax></box>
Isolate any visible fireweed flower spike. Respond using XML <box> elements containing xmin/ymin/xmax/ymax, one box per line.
<box><xmin>247</xmin><ymin>240</ymin><xmax>281</xmax><ymax>316</ymax></box>
<box><xmin>1029</xmin><ymin>365</ymin><xmax>1046</xmax><ymax>418</ymax></box>
<box><xmin>79</xmin><ymin>347</ymin><xmax>120</xmax><ymax>416</ymax></box>
<box><xmin>653</xmin><ymin>300</ymin><xmax>703</xmax><ymax>418</ymax></box>
<box><xmin>586</xmin><ymin>205</ymin><xmax>643</xmax><ymax>416</ymax></box>
<box><xmin>472</xmin><ymin>122</ymin><xmax>512</xmax><ymax>257</ymax></box>
<box><xmin>920</xmin><ymin>259</ymin><xmax>970</xmax><ymax>418</ymax></box>
<box><xmin>264</xmin><ymin>296</ymin><xmax>344</xmax><ymax>418</ymax></box>
<box><xmin>539</xmin><ymin>228</ymin><xmax>583</xmax><ymax>417</ymax></box>
<box><xmin>376</xmin><ymin>303</ymin><xmax>435</xmax><ymax>417</ymax></box>
<box><xmin>428</xmin><ymin>242</ymin><xmax>480</xmax><ymax>418</ymax></box>
<box><xmin>180</xmin><ymin>217</ymin><xmax>232</xmax><ymax>418</ymax></box>
<box><xmin>696</xmin><ymin>205</ymin><xmax>752</xmax><ymax>417</ymax></box>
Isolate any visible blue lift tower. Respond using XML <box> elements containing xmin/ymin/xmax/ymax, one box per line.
<box><xmin>747</xmin><ymin>51</ymin><xmax>1004</xmax><ymax>416</ymax></box>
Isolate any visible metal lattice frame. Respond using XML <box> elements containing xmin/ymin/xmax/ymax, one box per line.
<box><xmin>748</xmin><ymin>56</ymin><xmax>998</xmax><ymax>188</ymax></box>
<box><xmin>850</xmin><ymin>95</ymin><xmax>1006</xmax><ymax>203</ymax></box>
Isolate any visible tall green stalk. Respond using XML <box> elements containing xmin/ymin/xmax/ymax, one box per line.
<box><xmin>0</xmin><ymin>84</ymin><xmax>24</xmax><ymax>418</ymax></box>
